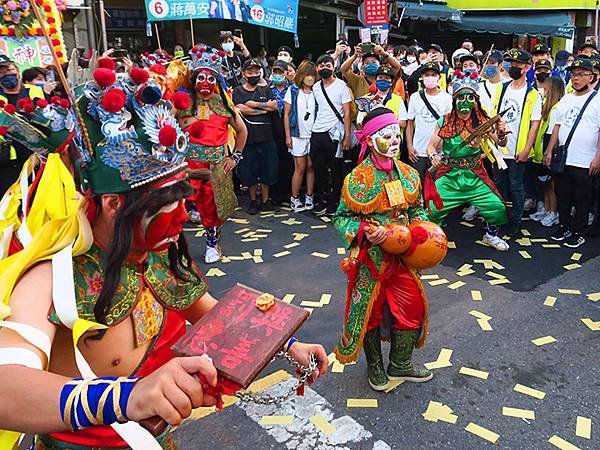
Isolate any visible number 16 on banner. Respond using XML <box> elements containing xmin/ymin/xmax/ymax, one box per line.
<box><xmin>148</xmin><ymin>0</ymin><xmax>169</xmax><ymax>19</ymax></box>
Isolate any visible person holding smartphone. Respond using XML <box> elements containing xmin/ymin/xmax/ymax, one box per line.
<box><xmin>220</xmin><ymin>31</ymin><xmax>250</xmax><ymax>88</ymax></box>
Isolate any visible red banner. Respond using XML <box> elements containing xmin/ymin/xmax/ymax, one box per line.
<box><xmin>363</xmin><ymin>0</ymin><xmax>388</xmax><ymax>26</ymax></box>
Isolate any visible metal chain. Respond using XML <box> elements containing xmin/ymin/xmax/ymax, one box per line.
<box><xmin>234</xmin><ymin>352</ymin><xmax>318</xmax><ymax>405</ymax></box>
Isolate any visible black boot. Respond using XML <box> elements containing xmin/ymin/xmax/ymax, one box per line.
<box><xmin>387</xmin><ymin>329</ymin><xmax>432</xmax><ymax>382</ymax></box>
<box><xmin>362</xmin><ymin>327</ymin><xmax>389</xmax><ymax>391</ymax></box>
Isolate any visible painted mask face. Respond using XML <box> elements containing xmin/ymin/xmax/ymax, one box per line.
<box><xmin>455</xmin><ymin>90</ymin><xmax>476</xmax><ymax>114</ymax></box>
<box><xmin>133</xmin><ymin>198</ymin><xmax>188</xmax><ymax>252</ymax></box>
<box><xmin>195</xmin><ymin>68</ymin><xmax>218</xmax><ymax>97</ymax></box>
<box><xmin>372</xmin><ymin>123</ymin><xmax>401</xmax><ymax>158</ymax></box>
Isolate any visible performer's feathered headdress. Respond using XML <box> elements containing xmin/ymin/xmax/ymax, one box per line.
<box><xmin>189</xmin><ymin>44</ymin><xmax>225</xmax><ymax>74</ymax></box>
<box><xmin>451</xmin><ymin>69</ymin><xmax>480</xmax><ymax>95</ymax></box>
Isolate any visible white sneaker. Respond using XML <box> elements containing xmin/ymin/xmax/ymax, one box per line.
<box><xmin>205</xmin><ymin>246</ymin><xmax>221</xmax><ymax>264</ymax></box>
<box><xmin>483</xmin><ymin>233</ymin><xmax>510</xmax><ymax>251</ymax></box>
<box><xmin>290</xmin><ymin>196</ymin><xmax>305</xmax><ymax>213</ymax></box>
<box><xmin>304</xmin><ymin>194</ymin><xmax>314</xmax><ymax>211</ymax></box>
<box><xmin>524</xmin><ymin>198</ymin><xmax>535</xmax><ymax>211</ymax></box>
<box><xmin>189</xmin><ymin>210</ymin><xmax>202</xmax><ymax>224</ymax></box>
<box><xmin>541</xmin><ymin>211</ymin><xmax>559</xmax><ymax>227</ymax></box>
<box><xmin>530</xmin><ymin>210</ymin><xmax>547</xmax><ymax>222</ymax></box>
<box><xmin>462</xmin><ymin>205</ymin><xmax>479</xmax><ymax>221</ymax></box>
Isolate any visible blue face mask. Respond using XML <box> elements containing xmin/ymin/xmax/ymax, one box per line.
<box><xmin>375</xmin><ymin>79</ymin><xmax>392</xmax><ymax>92</ymax></box>
<box><xmin>271</xmin><ymin>74</ymin><xmax>286</xmax><ymax>85</ymax></box>
<box><xmin>0</xmin><ymin>73</ymin><xmax>18</xmax><ymax>89</ymax></box>
<box><xmin>502</xmin><ymin>61</ymin><xmax>511</xmax><ymax>72</ymax></box>
<box><xmin>483</xmin><ymin>65</ymin><xmax>497</xmax><ymax>78</ymax></box>
<box><xmin>363</xmin><ymin>63</ymin><xmax>379</xmax><ymax>76</ymax></box>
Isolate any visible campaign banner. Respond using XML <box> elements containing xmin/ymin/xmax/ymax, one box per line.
<box><xmin>0</xmin><ymin>37</ymin><xmax>54</xmax><ymax>69</ymax></box>
<box><xmin>144</xmin><ymin>0</ymin><xmax>299</xmax><ymax>33</ymax></box>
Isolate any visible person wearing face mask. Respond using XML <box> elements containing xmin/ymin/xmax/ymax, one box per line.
<box><xmin>533</xmin><ymin>59</ymin><xmax>552</xmax><ymax>97</ymax></box>
<box><xmin>0</xmin><ymin>55</ymin><xmax>45</xmax><ymax>196</ymax></box>
<box><xmin>176</xmin><ymin>46</ymin><xmax>248</xmax><ymax>263</ymax></box>
<box><xmin>21</xmin><ymin>67</ymin><xmax>58</xmax><ymax>98</ymax></box>
<box><xmin>219</xmin><ymin>31</ymin><xmax>250</xmax><ymax>88</ymax></box>
<box><xmin>479</xmin><ymin>50</ymin><xmax>504</xmax><ymax>115</ymax></box>
<box><xmin>357</xmin><ymin>66</ymin><xmax>407</xmax><ymax>132</ymax></box>
<box><xmin>341</xmin><ymin>43</ymin><xmax>402</xmax><ymax>98</ymax></box>
<box><xmin>173</xmin><ymin>43</ymin><xmax>185</xmax><ymax>59</ymax></box>
<box><xmin>333</xmin><ymin>107</ymin><xmax>437</xmax><ymax>391</ymax></box>
<box><xmin>527</xmin><ymin>44</ymin><xmax>559</xmax><ymax>85</ymax></box>
<box><xmin>554</xmin><ymin>50</ymin><xmax>573</xmax><ymax>85</ymax></box>
<box><xmin>403</xmin><ymin>47</ymin><xmax>420</xmax><ymax>77</ymax></box>
<box><xmin>411</xmin><ymin>44</ymin><xmax>451</xmax><ymax>95</ymax></box>
<box><xmin>406</xmin><ymin>62</ymin><xmax>453</xmax><ymax>179</ymax></box>
<box><xmin>233</xmin><ymin>58</ymin><xmax>279</xmax><ymax>214</ymax></box>
<box><xmin>544</xmin><ymin>58</ymin><xmax>600</xmax><ymax>248</ymax></box>
<box><xmin>284</xmin><ymin>61</ymin><xmax>318</xmax><ymax>212</ymax></box>
<box><xmin>276</xmin><ymin>45</ymin><xmax>294</xmax><ymax>64</ymax></box>
<box><xmin>426</xmin><ymin>72</ymin><xmax>510</xmax><ymax>251</ymax></box>
<box><xmin>269</xmin><ymin>60</ymin><xmax>294</xmax><ymax>207</ymax></box>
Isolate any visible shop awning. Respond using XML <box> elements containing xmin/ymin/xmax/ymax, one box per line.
<box><xmin>450</xmin><ymin>13</ymin><xmax>575</xmax><ymax>38</ymax></box>
<box><xmin>398</xmin><ymin>1</ymin><xmax>463</xmax><ymax>23</ymax></box>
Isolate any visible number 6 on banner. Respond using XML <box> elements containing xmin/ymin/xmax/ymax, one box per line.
<box><xmin>149</xmin><ymin>0</ymin><xmax>169</xmax><ymax>19</ymax></box>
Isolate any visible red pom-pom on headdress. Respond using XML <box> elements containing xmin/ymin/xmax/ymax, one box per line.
<box><xmin>469</xmin><ymin>71</ymin><xmax>478</xmax><ymax>79</ymax></box>
<box><xmin>453</xmin><ymin>68</ymin><xmax>461</xmax><ymax>76</ymax></box>
<box><xmin>172</xmin><ymin>91</ymin><xmax>192</xmax><ymax>110</ymax></box>
<box><xmin>129</xmin><ymin>67</ymin><xmax>149</xmax><ymax>85</ymax></box>
<box><xmin>4</xmin><ymin>104</ymin><xmax>16</xmax><ymax>114</ymax></box>
<box><xmin>158</xmin><ymin>125</ymin><xmax>178</xmax><ymax>147</ymax></box>
<box><xmin>17</xmin><ymin>97</ymin><xmax>34</xmax><ymax>113</ymax></box>
<box><xmin>0</xmin><ymin>126</ymin><xmax>7</xmax><ymax>137</ymax></box>
<box><xmin>101</xmin><ymin>89</ymin><xmax>126</xmax><ymax>113</ymax></box>
<box><xmin>97</xmin><ymin>57</ymin><xmax>116</xmax><ymax>70</ymax></box>
<box><xmin>36</xmin><ymin>99</ymin><xmax>49</xmax><ymax>109</ymax></box>
<box><xmin>149</xmin><ymin>64</ymin><xmax>167</xmax><ymax>76</ymax></box>
<box><xmin>59</xmin><ymin>99</ymin><xmax>70</xmax><ymax>109</ymax></box>
<box><xmin>94</xmin><ymin>68</ymin><xmax>116</xmax><ymax>89</ymax></box>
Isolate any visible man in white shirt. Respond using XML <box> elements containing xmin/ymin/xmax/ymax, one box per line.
<box><xmin>310</xmin><ymin>54</ymin><xmax>352</xmax><ymax>215</ymax></box>
<box><xmin>406</xmin><ymin>62</ymin><xmax>453</xmax><ymax>179</ymax></box>
<box><xmin>479</xmin><ymin>51</ymin><xmax>505</xmax><ymax>115</ymax></box>
<box><xmin>491</xmin><ymin>49</ymin><xmax>542</xmax><ymax>235</ymax></box>
<box><xmin>545</xmin><ymin>58</ymin><xmax>600</xmax><ymax>248</ymax></box>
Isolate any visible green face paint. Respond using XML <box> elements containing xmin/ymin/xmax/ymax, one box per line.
<box><xmin>457</xmin><ymin>99</ymin><xmax>474</xmax><ymax>113</ymax></box>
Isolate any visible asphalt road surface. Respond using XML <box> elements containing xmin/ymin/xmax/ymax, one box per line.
<box><xmin>173</xmin><ymin>202</ymin><xmax>599</xmax><ymax>450</ymax></box>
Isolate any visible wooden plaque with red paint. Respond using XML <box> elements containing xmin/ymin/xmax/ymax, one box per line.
<box><xmin>172</xmin><ymin>284</ymin><xmax>310</xmax><ymax>388</ymax></box>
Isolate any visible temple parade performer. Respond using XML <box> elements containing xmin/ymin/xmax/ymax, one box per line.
<box><xmin>425</xmin><ymin>70</ymin><xmax>510</xmax><ymax>251</ymax></box>
<box><xmin>175</xmin><ymin>45</ymin><xmax>248</xmax><ymax>264</ymax></box>
<box><xmin>333</xmin><ymin>107</ymin><xmax>438</xmax><ymax>391</ymax></box>
<box><xmin>0</xmin><ymin>61</ymin><xmax>325</xmax><ymax>450</ymax></box>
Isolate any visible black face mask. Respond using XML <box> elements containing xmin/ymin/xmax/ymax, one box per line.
<box><xmin>535</xmin><ymin>72</ymin><xmax>550</xmax><ymax>83</ymax></box>
<box><xmin>246</xmin><ymin>75</ymin><xmax>261</xmax><ymax>86</ymax></box>
<box><xmin>318</xmin><ymin>68</ymin><xmax>333</xmax><ymax>80</ymax></box>
<box><xmin>574</xmin><ymin>84</ymin><xmax>590</xmax><ymax>93</ymax></box>
<box><xmin>508</xmin><ymin>66</ymin><xmax>523</xmax><ymax>80</ymax></box>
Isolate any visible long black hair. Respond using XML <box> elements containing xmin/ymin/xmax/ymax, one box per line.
<box><xmin>93</xmin><ymin>179</ymin><xmax>200</xmax><ymax>325</ymax></box>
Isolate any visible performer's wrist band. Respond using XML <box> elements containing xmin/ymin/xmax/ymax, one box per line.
<box><xmin>231</xmin><ymin>151</ymin><xmax>243</xmax><ymax>165</ymax></box>
<box><xmin>286</xmin><ymin>337</ymin><xmax>298</xmax><ymax>352</ymax></box>
<box><xmin>428</xmin><ymin>153</ymin><xmax>440</xmax><ymax>161</ymax></box>
<box><xmin>59</xmin><ymin>376</ymin><xmax>139</xmax><ymax>431</ymax></box>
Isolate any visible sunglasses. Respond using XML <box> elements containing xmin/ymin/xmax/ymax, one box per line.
<box><xmin>456</xmin><ymin>93</ymin><xmax>476</xmax><ymax>102</ymax></box>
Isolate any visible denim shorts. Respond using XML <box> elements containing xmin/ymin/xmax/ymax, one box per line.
<box><xmin>237</xmin><ymin>141</ymin><xmax>279</xmax><ymax>186</ymax></box>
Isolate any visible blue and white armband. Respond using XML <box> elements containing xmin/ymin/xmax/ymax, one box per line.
<box><xmin>59</xmin><ymin>376</ymin><xmax>139</xmax><ymax>430</ymax></box>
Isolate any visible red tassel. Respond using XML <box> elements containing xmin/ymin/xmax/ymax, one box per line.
<box><xmin>424</xmin><ymin>170</ymin><xmax>444</xmax><ymax>213</ymax></box>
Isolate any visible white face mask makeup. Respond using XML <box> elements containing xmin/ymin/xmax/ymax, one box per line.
<box><xmin>372</xmin><ymin>123</ymin><xmax>401</xmax><ymax>157</ymax></box>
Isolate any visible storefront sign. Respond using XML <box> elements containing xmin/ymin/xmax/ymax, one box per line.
<box><xmin>144</xmin><ymin>0</ymin><xmax>299</xmax><ymax>33</ymax></box>
<box><xmin>0</xmin><ymin>37</ymin><xmax>53</xmax><ymax>69</ymax></box>
<box><xmin>363</xmin><ymin>0</ymin><xmax>388</xmax><ymax>26</ymax></box>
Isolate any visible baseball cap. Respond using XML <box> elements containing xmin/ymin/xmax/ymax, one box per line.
<box><xmin>460</xmin><ymin>53</ymin><xmax>479</xmax><ymax>65</ymax></box>
<box><xmin>277</xmin><ymin>45</ymin><xmax>294</xmax><ymax>56</ymax></box>
<box><xmin>566</xmin><ymin>57</ymin><xmax>594</xmax><ymax>72</ymax></box>
<box><xmin>532</xmin><ymin>43</ymin><xmax>550</xmax><ymax>55</ymax></box>
<box><xmin>504</xmin><ymin>49</ymin><xmax>533</xmax><ymax>64</ymax></box>
<box><xmin>376</xmin><ymin>66</ymin><xmax>396</xmax><ymax>80</ymax></box>
<box><xmin>534</xmin><ymin>59</ymin><xmax>552</xmax><ymax>71</ymax></box>
<box><xmin>484</xmin><ymin>50</ymin><xmax>504</xmax><ymax>64</ymax></box>
<box><xmin>272</xmin><ymin>59</ymin><xmax>288</xmax><ymax>72</ymax></box>
<box><xmin>421</xmin><ymin>61</ymin><xmax>441</xmax><ymax>74</ymax></box>
<box><xmin>0</xmin><ymin>54</ymin><xmax>13</xmax><ymax>66</ymax></box>
<box><xmin>242</xmin><ymin>58</ymin><xmax>262</xmax><ymax>71</ymax></box>
<box><xmin>580</xmin><ymin>40</ymin><xmax>597</xmax><ymax>51</ymax></box>
<box><xmin>555</xmin><ymin>50</ymin><xmax>572</xmax><ymax>66</ymax></box>
<box><xmin>427</xmin><ymin>43</ymin><xmax>443</xmax><ymax>54</ymax></box>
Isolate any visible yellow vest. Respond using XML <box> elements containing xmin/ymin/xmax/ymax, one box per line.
<box><xmin>532</xmin><ymin>102</ymin><xmax>558</xmax><ymax>163</ymax></box>
<box><xmin>493</xmin><ymin>82</ymin><xmax>540</xmax><ymax>157</ymax></box>
<box><xmin>0</xmin><ymin>84</ymin><xmax>45</xmax><ymax>160</ymax></box>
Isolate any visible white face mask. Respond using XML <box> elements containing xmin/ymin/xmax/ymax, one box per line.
<box><xmin>278</xmin><ymin>54</ymin><xmax>291</xmax><ymax>63</ymax></box>
<box><xmin>222</xmin><ymin>42</ymin><xmax>234</xmax><ymax>52</ymax></box>
<box><xmin>372</xmin><ymin>124</ymin><xmax>401</xmax><ymax>157</ymax></box>
<box><xmin>406</xmin><ymin>55</ymin><xmax>416</xmax><ymax>63</ymax></box>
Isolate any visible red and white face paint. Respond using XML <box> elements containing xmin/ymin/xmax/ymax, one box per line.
<box><xmin>372</xmin><ymin>123</ymin><xmax>401</xmax><ymax>158</ymax></box>
<box><xmin>195</xmin><ymin>68</ymin><xmax>218</xmax><ymax>97</ymax></box>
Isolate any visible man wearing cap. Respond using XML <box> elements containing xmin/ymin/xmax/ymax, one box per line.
<box><xmin>527</xmin><ymin>44</ymin><xmax>559</xmax><ymax>84</ymax></box>
<box><xmin>406</xmin><ymin>62</ymin><xmax>453</xmax><ymax>179</ymax></box>
<box><xmin>490</xmin><ymin>48</ymin><xmax>542</xmax><ymax>236</ymax></box>
<box><xmin>276</xmin><ymin>45</ymin><xmax>294</xmax><ymax>64</ymax></box>
<box><xmin>544</xmin><ymin>57</ymin><xmax>600</xmax><ymax>248</ymax></box>
<box><xmin>479</xmin><ymin>50</ymin><xmax>504</xmax><ymax>115</ymax></box>
<box><xmin>0</xmin><ymin>55</ymin><xmax>45</xmax><ymax>196</ymax></box>
<box><xmin>219</xmin><ymin>31</ymin><xmax>250</xmax><ymax>88</ymax></box>
<box><xmin>451</xmin><ymin>48</ymin><xmax>471</xmax><ymax>70</ymax></box>
<box><xmin>579</xmin><ymin>40</ymin><xmax>597</xmax><ymax>57</ymax></box>
<box><xmin>554</xmin><ymin>50</ymin><xmax>574</xmax><ymax>85</ymax></box>
<box><xmin>233</xmin><ymin>58</ymin><xmax>279</xmax><ymax>214</ymax></box>
<box><xmin>356</xmin><ymin>66</ymin><xmax>407</xmax><ymax>127</ymax></box>
<box><xmin>534</xmin><ymin>59</ymin><xmax>553</xmax><ymax>94</ymax></box>
<box><xmin>341</xmin><ymin>43</ymin><xmax>402</xmax><ymax>99</ymax></box>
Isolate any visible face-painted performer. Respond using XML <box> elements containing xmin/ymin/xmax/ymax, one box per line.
<box><xmin>175</xmin><ymin>45</ymin><xmax>248</xmax><ymax>264</ymax></box>
<box><xmin>425</xmin><ymin>69</ymin><xmax>510</xmax><ymax>251</ymax></box>
<box><xmin>333</xmin><ymin>107</ymin><xmax>447</xmax><ymax>391</ymax></box>
<box><xmin>0</xmin><ymin>60</ymin><xmax>326</xmax><ymax>450</ymax></box>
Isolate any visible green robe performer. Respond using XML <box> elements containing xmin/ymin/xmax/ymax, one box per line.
<box><xmin>425</xmin><ymin>70</ymin><xmax>510</xmax><ymax>251</ymax></box>
<box><xmin>333</xmin><ymin>107</ymin><xmax>436</xmax><ymax>391</ymax></box>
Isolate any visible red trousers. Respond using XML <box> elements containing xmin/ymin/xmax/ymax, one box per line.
<box><xmin>186</xmin><ymin>159</ymin><xmax>222</xmax><ymax>228</ymax></box>
<box><xmin>367</xmin><ymin>266</ymin><xmax>424</xmax><ymax>331</ymax></box>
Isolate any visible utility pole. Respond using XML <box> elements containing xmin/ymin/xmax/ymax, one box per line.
<box><xmin>98</xmin><ymin>0</ymin><xmax>108</xmax><ymax>52</ymax></box>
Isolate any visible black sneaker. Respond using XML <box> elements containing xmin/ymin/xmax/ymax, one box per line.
<box><xmin>563</xmin><ymin>233</ymin><xmax>585</xmax><ymax>248</ymax></box>
<box><xmin>550</xmin><ymin>225</ymin><xmax>572</xmax><ymax>242</ymax></box>
<box><xmin>326</xmin><ymin>204</ymin><xmax>338</xmax><ymax>216</ymax></box>
<box><xmin>247</xmin><ymin>200</ymin><xmax>259</xmax><ymax>215</ymax></box>
<box><xmin>505</xmin><ymin>222</ymin><xmax>521</xmax><ymax>237</ymax></box>
<box><xmin>259</xmin><ymin>199</ymin><xmax>278</xmax><ymax>211</ymax></box>
<box><xmin>313</xmin><ymin>201</ymin><xmax>327</xmax><ymax>215</ymax></box>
